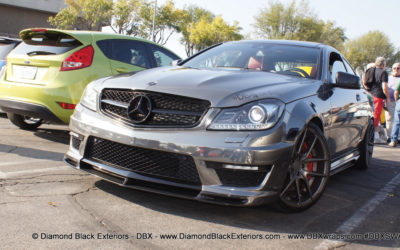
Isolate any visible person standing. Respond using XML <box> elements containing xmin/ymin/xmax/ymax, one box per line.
<box><xmin>386</xmin><ymin>62</ymin><xmax>400</xmax><ymax>137</ymax></box>
<box><xmin>389</xmin><ymin>80</ymin><xmax>400</xmax><ymax>147</ymax></box>
<box><xmin>368</xmin><ymin>57</ymin><xmax>391</xmax><ymax>143</ymax></box>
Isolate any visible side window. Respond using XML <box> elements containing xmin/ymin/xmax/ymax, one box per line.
<box><xmin>329</xmin><ymin>52</ymin><xmax>347</xmax><ymax>83</ymax></box>
<box><xmin>109</xmin><ymin>39</ymin><xmax>150</xmax><ymax>68</ymax></box>
<box><xmin>149</xmin><ymin>46</ymin><xmax>179</xmax><ymax>67</ymax></box>
<box><xmin>343</xmin><ymin>59</ymin><xmax>356</xmax><ymax>75</ymax></box>
<box><xmin>96</xmin><ymin>40</ymin><xmax>110</xmax><ymax>57</ymax></box>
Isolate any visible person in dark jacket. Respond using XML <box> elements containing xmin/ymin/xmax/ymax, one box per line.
<box><xmin>369</xmin><ymin>57</ymin><xmax>391</xmax><ymax>143</ymax></box>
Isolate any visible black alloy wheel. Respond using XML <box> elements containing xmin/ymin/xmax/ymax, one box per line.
<box><xmin>278</xmin><ymin>123</ymin><xmax>330</xmax><ymax>212</ymax></box>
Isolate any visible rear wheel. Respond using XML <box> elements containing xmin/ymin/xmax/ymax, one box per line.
<box><xmin>7</xmin><ymin>113</ymin><xmax>43</xmax><ymax>130</ymax></box>
<box><xmin>355</xmin><ymin>120</ymin><xmax>374</xmax><ymax>169</ymax></box>
<box><xmin>278</xmin><ymin>123</ymin><xmax>330</xmax><ymax>212</ymax></box>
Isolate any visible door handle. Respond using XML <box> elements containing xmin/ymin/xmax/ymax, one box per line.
<box><xmin>356</xmin><ymin>94</ymin><xmax>361</xmax><ymax>102</ymax></box>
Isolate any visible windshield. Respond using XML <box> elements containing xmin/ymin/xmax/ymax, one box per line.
<box><xmin>184</xmin><ymin>42</ymin><xmax>321</xmax><ymax>79</ymax></box>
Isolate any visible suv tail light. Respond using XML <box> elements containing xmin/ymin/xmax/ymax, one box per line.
<box><xmin>60</xmin><ymin>45</ymin><xmax>94</xmax><ymax>71</ymax></box>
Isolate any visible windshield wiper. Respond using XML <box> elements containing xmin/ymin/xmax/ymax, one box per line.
<box><xmin>27</xmin><ymin>51</ymin><xmax>56</xmax><ymax>56</ymax></box>
<box><xmin>242</xmin><ymin>67</ymin><xmax>272</xmax><ymax>72</ymax></box>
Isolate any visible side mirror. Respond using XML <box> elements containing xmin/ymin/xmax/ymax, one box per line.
<box><xmin>335</xmin><ymin>71</ymin><xmax>360</xmax><ymax>89</ymax></box>
<box><xmin>170</xmin><ymin>59</ymin><xmax>182</xmax><ymax>66</ymax></box>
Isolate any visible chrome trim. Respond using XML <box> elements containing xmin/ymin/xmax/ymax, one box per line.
<box><xmin>69</xmin><ymin>131</ymin><xmax>83</xmax><ymax>140</ymax></box>
<box><xmin>223</xmin><ymin>165</ymin><xmax>259</xmax><ymax>171</ymax></box>
<box><xmin>330</xmin><ymin>151</ymin><xmax>360</xmax><ymax>171</ymax></box>
<box><xmin>101</xmin><ymin>99</ymin><xmax>129</xmax><ymax>109</ymax></box>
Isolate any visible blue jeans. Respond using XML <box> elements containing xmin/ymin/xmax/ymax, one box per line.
<box><xmin>390</xmin><ymin>100</ymin><xmax>400</xmax><ymax>142</ymax></box>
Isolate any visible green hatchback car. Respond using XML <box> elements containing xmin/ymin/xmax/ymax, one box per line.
<box><xmin>0</xmin><ymin>28</ymin><xmax>180</xmax><ymax>129</ymax></box>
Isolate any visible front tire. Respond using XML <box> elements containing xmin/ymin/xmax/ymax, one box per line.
<box><xmin>278</xmin><ymin>123</ymin><xmax>330</xmax><ymax>212</ymax></box>
<box><xmin>7</xmin><ymin>113</ymin><xmax>43</xmax><ymax>130</ymax></box>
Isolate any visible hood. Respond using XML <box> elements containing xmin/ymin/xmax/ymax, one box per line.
<box><xmin>101</xmin><ymin>66</ymin><xmax>321</xmax><ymax>107</ymax></box>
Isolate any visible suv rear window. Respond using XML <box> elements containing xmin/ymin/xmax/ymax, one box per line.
<box><xmin>13</xmin><ymin>32</ymin><xmax>82</xmax><ymax>56</ymax></box>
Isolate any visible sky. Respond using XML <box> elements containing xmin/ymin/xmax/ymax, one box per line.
<box><xmin>152</xmin><ymin>0</ymin><xmax>400</xmax><ymax>58</ymax></box>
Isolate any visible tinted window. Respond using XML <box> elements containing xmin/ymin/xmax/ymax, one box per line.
<box><xmin>96</xmin><ymin>40</ymin><xmax>110</xmax><ymax>57</ymax></box>
<box><xmin>109</xmin><ymin>39</ymin><xmax>150</xmax><ymax>68</ymax></box>
<box><xmin>149</xmin><ymin>45</ymin><xmax>179</xmax><ymax>67</ymax></box>
<box><xmin>184</xmin><ymin>42</ymin><xmax>321</xmax><ymax>79</ymax></box>
<box><xmin>329</xmin><ymin>52</ymin><xmax>347</xmax><ymax>83</ymax></box>
<box><xmin>13</xmin><ymin>32</ymin><xmax>81</xmax><ymax>56</ymax></box>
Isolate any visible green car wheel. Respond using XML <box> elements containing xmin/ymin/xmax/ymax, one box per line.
<box><xmin>7</xmin><ymin>113</ymin><xmax>43</xmax><ymax>130</ymax></box>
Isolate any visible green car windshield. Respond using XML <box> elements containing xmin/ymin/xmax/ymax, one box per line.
<box><xmin>184</xmin><ymin>42</ymin><xmax>321</xmax><ymax>79</ymax></box>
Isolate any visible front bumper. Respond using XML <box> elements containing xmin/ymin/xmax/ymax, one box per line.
<box><xmin>65</xmin><ymin>104</ymin><xmax>295</xmax><ymax>206</ymax></box>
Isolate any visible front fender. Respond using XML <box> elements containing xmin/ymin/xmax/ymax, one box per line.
<box><xmin>284</xmin><ymin>98</ymin><xmax>327</xmax><ymax>143</ymax></box>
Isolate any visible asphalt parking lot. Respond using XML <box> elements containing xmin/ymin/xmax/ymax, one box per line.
<box><xmin>0</xmin><ymin>113</ymin><xmax>399</xmax><ymax>249</ymax></box>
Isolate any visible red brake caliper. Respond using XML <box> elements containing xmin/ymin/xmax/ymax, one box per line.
<box><xmin>302</xmin><ymin>142</ymin><xmax>313</xmax><ymax>180</ymax></box>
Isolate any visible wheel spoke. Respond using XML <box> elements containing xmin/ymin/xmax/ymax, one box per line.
<box><xmin>303</xmin><ymin>170</ymin><xmax>328</xmax><ymax>177</ymax></box>
<box><xmin>295</xmin><ymin>178</ymin><xmax>301</xmax><ymax>203</ymax></box>
<box><xmin>297</xmin><ymin>127</ymin><xmax>308</xmax><ymax>155</ymax></box>
<box><xmin>300</xmin><ymin>172</ymin><xmax>313</xmax><ymax>200</ymax></box>
<box><xmin>280</xmin><ymin>176</ymin><xmax>296</xmax><ymax>198</ymax></box>
<box><xmin>301</xmin><ymin>135</ymin><xmax>317</xmax><ymax>160</ymax></box>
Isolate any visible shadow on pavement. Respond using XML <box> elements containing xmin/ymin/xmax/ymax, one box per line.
<box><xmin>33</xmin><ymin>128</ymin><xmax>70</xmax><ymax>145</ymax></box>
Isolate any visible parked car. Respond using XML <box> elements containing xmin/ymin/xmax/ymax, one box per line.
<box><xmin>0</xmin><ymin>37</ymin><xmax>21</xmax><ymax>114</ymax></box>
<box><xmin>65</xmin><ymin>40</ymin><xmax>374</xmax><ymax>211</ymax></box>
<box><xmin>0</xmin><ymin>37</ymin><xmax>21</xmax><ymax>69</ymax></box>
<box><xmin>0</xmin><ymin>28</ymin><xmax>180</xmax><ymax>129</ymax></box>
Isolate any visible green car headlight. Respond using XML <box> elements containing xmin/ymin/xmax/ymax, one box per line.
<box><xmin>208</xmin><ymin>99</ymin><xmax>285</xmax><ymax>130</ymax></box>
<box><xmin>80</xmin><ymin>82</ymin><xmax>98</xmax><ymax>111</ymax></box>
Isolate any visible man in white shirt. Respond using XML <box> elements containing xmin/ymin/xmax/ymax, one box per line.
<box><xmin>386</xmin><ymin>62</ymin><xmax>400</xmax><ymax>138</ymax></box>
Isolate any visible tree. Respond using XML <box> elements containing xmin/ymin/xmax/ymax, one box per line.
<box><xmin>253</xmin><ymin>0</ymin><xmax>312</xmax><ymax>40</ymax></box>
<box><xmin>253</xmin><ymin>0</ymin><xmax>346</xmax><ymax>49</ymax></box>
<box><xmin>112</xmin><ymin>0</ymin><xmax>143</xmax><ymax>36</ymax></box>
<box><xmin>138</xmin><ymin>0</ymin><xmax>184</xmax><ymax>45</ymax></box>
<box><xmin>188</xmin><ymin>15</ymin><xmax>243</xmax><ymax>53</ymax></box>
<box><xmin>319</xmin><ymin>21</ymin><xmax>347</xmax><ymax>51</ymax></box>
<box><xmin>48</xmin><ymin>0</ymin><xmax>113</xmax><ymax>30</ymax></box>
<box><xmin>343</xmin><ymin>31</ymin><xmax>395</xmax><ymax>72</ymax></box>
<box><xmin>179</xmin><ymin>5</ymin><xmax>214</xmax><ymax>56</ymax></box>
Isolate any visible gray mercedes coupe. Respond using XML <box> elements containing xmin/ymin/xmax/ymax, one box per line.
<box><xmin>65</xmin><ymin>40</ymin><xmax>374</xmax><ymax>211</ymax></box>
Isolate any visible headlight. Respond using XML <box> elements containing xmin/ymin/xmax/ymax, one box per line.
<box><xmin>80</xmin><ymin>82</ymin><xmax>98</xmax><ymax>111</ymax></box>
<box><xmin>208</xmin><ymin>99</ymin><xmax>284</xmax><ymax>130</ymax></box>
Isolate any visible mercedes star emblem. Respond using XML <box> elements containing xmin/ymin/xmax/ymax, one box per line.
<box><xmin>127</xmin><ymin>94</ymin><xmax>152</xmax><ymax>124</ymax></box>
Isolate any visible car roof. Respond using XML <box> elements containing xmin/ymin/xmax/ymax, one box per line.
<box><xmin>19</xmin><ymin>28</ymin><xmax>179</xmax><ymax>57</ymax></box>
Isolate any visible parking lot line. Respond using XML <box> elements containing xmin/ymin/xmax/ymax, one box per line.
<box><xmin>0</xmin><ymin>166</ymin><xmax>69</xmax><ymax>178</ymax></box>
<box><xmin>315</xmin><ymin>171</ymin><xmax>400</xmax><ymax>249</ymax></box>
